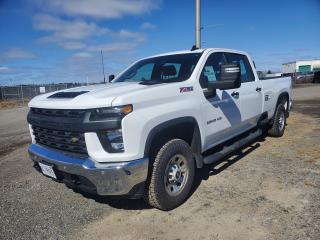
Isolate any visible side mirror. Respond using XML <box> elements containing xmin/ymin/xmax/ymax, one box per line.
<box><xmin>208</xmin><ymin>64</ymin><xmax>241</xmax><ymax>90</ymax></box>
<box><xmin>108</xmin><ymin>74</ymin><xmax>115</xmax><ymax>82</ymax></box>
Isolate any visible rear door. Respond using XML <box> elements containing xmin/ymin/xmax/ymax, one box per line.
<box><xmin>225</xmin><ymin>53</ymin><xmax>263</xmax><ymax>129</ymax></box>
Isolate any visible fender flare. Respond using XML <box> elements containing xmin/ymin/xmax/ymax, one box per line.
<box><xmin>144</xmin><ymin>117</ymin><xmax>203</xmax><ymax>168</ymax></box>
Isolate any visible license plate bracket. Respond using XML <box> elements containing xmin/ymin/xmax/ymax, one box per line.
<box><xmin>38</xmin><ymin>162</ymin><xmax>57</xmax><ymax>179</ymax></box>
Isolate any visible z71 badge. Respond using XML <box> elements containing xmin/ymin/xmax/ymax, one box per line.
<box><xmin>180</xmin><ymin>86</ymin><xmax>193</xmax><ymax>93</ymax></box>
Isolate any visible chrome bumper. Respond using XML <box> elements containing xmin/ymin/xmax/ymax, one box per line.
<box><xmin>28</xmin><ymin>144</ymin><xmax>148</xmax><ymax>196</ymax></box>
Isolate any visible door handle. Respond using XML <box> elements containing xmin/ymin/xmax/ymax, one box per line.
<box><xmin>231</xmin><ymin>91</ymin><xmax>239</xmax><ymax>97</ymax></box>
<box><xmin>256</xmin><ymin>87</ymin><xmax>262</xmax><ymax>92</ymax></box>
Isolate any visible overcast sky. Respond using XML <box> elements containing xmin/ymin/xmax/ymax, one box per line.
<box><xmin>0</xmin><ymin>0</ymin><xmax>320</xmax><ymax>85</ymax></box>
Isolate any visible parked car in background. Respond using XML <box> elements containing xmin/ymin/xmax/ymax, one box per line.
<box><xmin>313</xmin><ymin>71</ymin><xmax>320</xmax><ymax>83</ymax></box>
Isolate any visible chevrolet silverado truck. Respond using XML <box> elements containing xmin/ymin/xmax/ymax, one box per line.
<box><xmin>27</xmin><ymin>48</ymin><xmax>292</xmax><ymax>210</ymax></box>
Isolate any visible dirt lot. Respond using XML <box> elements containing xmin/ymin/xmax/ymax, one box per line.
<box><xmin>0</xmin><ymin>86</ymin><xmax>319</xmax><ymax>240</ymax></box>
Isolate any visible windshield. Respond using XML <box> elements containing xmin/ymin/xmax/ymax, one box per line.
<box><xmin>114</xmin><ymin>53</ymin><xmax>203</xmax><ymax>83</ymax></box>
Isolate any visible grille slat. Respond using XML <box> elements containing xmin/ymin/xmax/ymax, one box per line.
<box><xmin>31</xmin><ymin>108</ymin><xmax>86</xmax><ymax>118</ymax></box>
<box><xmin>33</xmin><ymin>132</ymin><xmax>85</xmax><ymax>147</ymax></box>
<box><xmin>32</xmin><ymin>126</ymin><xmax>85</xmax><ymax>143</ymax></box>
<box><xmin>32</xmin><ymin>125</ymin><xmax>87</xmax><ymax>154</ymax></box>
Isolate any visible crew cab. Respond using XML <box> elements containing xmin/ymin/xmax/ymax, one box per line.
<box><xmin>27</xmin><ymin>48</ymin><xmax>292</xmax><ymax>210</ymax></box>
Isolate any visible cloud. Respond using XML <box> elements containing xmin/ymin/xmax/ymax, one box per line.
<box><xmin>59</xmin><ymin>41</ymin><xmax>87</xmax><ymax>50</ymax></box>
<box><xmin>0</xmin><ymin>0</ymin><xmax>162</xmax><ymax>85</ymax></box>
<box><xmin>32</xmin><ymin>14</ymin><xmax>146</xmax><ymax>52</ymax></box>
<box><xmin>32</xmin><ymin>0</ymin><xmax>162</xmax><ymax>19</ymax></box>
<box><xmin>116</xmin><ymin>29</ymin><xmax>145</xmax><ymax>42</ymax></box>
<box><xmin>87</xmin><ymin>29</ymin><xmax>145</xmax><ymax>52</ymax></box>
<box><xmin>141</xmin><ymin>22</ymin><xmax>156</xmax><ymax>30</ymax></box>
<box><xmin>72</xmin><ymin>52</ymin><xmax>93</xmax><ymax>59</ymax></box>
<box><xmin>88</xmin><ymin>42</ymin><xmax>141</xmax><ymax>52</ymax></box>
<box><xmin>33</xmin><ymin>14</ymin><xmax>108</xmax><ymax>49</ymax></box>
<box><xmin>1</xmin><ymin>48</ymin><xmax>36</xmax><ymax>59</ymax></box>
<box><xmin>0</xmin><ymin>66</ymin><xmax>10</xmax><ymax>73</ymax></box>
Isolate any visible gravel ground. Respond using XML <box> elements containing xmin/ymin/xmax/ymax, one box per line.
<box><xmin>0</xmin><ymin>86</ymin><xmax>319</xmax><ymax>240</ymax></box>
<box><xmin>0</xmin><ymin>107</ymin><xmax>29</xmax><ymax>155</ymax></box>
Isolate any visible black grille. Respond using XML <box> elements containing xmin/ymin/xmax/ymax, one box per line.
<box><xmin>32</xmin><ymin>125</ymin><xmax>87</xmax><ymax>154</ymax></box>
<box><xmin>31</xmin><ymin>108</ymin><xmax>86</xmax><ymax>118</ymax></box>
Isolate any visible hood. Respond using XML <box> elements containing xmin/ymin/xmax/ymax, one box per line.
<box><xmin>28</xmin><ymin>82</ymin><xmax>148</xmax><ymax>109</ymax></box>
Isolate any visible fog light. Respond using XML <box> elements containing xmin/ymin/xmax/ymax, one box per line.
<box><xmin>106</xmin><ymin>129</ymin><xmax>124</xmax><ymax>152</ymax></box>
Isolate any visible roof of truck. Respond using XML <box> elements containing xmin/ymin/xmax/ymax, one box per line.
<box><xmin>149</xmin><ymin>48</ymin><xmax>248</xmax><ymax>58</ymax></box>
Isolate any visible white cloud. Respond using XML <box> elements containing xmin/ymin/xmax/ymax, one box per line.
<box><xmin>72</xmin><ymin>52</ymin><xmax>93</xmax><ymax>59</ymax></box>
<box><xmin>141</xmin><ymin>22</ymin><xmax>156</xmax><ymax>30</ymax></box>
<box><xmin>117</xmin><ymin>29</ymin><xmax>145</xmax><ymax>42</ymax></box>
<box><xmin>33</xmin><ymin>14</ymin><xmax>108</xmax><ymax>49</ymax></box>
<box><xmin>15</xmin><ymin>0</ymin><xmax>161</xmax><ymax>84</ymax></box>
<box><xmin>32</xmin><ymin>0</ymin><xmax>161</xmax><ymax>19</ymax></box>
<box><xmin>87</xmin><ymin>29</ymin><xmax>145</xmax><ymax>52</ymax></box>
<box><xmin>59</xmin><ymin>41</ymin><xmax>87</xmax><ymax>50</ymax></box>
<box><xmin>1</xmin><ymin>48</ymin><xmax>35</xmax><ymax>59</ymax></box>
<box><xmin>88</xmin><ymin>42</ymin><xmax>140</xmax><ymax>52</ymax></box>
<box><xmin>0</xmin><ymin>66</ymin><xmax>10</xmax><ymax>73</ymax></box>
<box><xmin>33</xmin><ymin>14</ymin><xmax>146</xmax><ymax>52</ymax></box>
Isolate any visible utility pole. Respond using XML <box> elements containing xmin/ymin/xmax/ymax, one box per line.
<box><xmin>195</xmin><ymin>0</ymin><xmax>201</xmax><ymax>49</ymax></box>
<box><xmin>100</xmin><ymin>49</ymin><xmax>106</xmax><ymax>83</ymax></box>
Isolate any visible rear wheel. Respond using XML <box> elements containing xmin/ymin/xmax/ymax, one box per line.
<box><xmin>268</xmin><ymin>103</ymin><xmax>286</xmax><ymax>137</ymax></box>
<box><xmin>144</xmin><ymin>139</ymin><xmax>195</xmax><ymax>210</ymax></box>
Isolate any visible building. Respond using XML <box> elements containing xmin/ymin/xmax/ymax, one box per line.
<box><xmin>282</xmin><ymin>60</ymin><xmax>320</xmax><ymax>75</ymax></box>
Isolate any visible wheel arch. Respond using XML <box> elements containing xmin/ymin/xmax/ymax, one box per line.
<box><xmin>276</xmin><ymin>91</ymin><xmax>289</xmax><ymax>109</ymax></box>
<box><xmin>144</xmin><ymin>117</ymin><xmax>203</xmax><ymax>168</ymax></box>
<box><xmin>269</xmin><ymin>91</ymin><xmax>290</xmax><ymax>125</ymax></box>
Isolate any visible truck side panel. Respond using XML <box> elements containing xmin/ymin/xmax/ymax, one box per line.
<box><xmin>261</xmin><ymin>77</ymin><xmax>292</xmax><ymax>118</ymax></box>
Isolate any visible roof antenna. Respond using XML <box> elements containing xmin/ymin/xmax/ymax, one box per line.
<box><xmin>191</xmin><ymin>45</ymin><xmax>198</xmax><ymax>51</ymax></box>
<box><xmin>100</xmin><ymin>49</ymin><xmax>106</xmax><ymax>83</ymax></box>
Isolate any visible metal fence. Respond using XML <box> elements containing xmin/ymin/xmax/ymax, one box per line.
<box><xmin>0</xmin><ymin>83</ymin><xmax>85</xmax><ymax>104</ymax></box>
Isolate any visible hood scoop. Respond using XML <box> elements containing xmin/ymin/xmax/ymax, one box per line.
<box><xmin>48</xmin><ymin>91</ymin><xmax>89</xmax><ymax>99</ymax></box>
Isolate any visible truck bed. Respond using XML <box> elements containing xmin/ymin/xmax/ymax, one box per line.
<box><xmin>260</xmin><ymin>76</ymin><xmax>292</xmax><ymax>118</ymax></box>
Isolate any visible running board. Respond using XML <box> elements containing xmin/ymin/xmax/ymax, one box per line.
<box><xmin>203</xmin><ymin>128</ymin><xmax>262</xmax><ymax>165</ymax></box>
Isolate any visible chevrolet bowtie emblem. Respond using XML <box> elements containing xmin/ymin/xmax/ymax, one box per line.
<box><xmin>71</xmin><ymin>137</ymin><xmax>79</xmax><ymax>143</ymax></box>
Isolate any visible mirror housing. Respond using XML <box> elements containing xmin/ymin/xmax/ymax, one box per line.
<box><xmin>108</xmin><ymin>74</ymin><xmax>115</xmax><ymax>82</ymax></box>
<box><xmin>207</xmin><ymin>64</ymin><xmax>241</xmax><ymax>90</ymax></box>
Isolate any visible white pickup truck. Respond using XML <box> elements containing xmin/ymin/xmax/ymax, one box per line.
<box><xmin>27</xmin><ymin>48</ymin><xmax>292</xmax><ymax>210</ymax></box>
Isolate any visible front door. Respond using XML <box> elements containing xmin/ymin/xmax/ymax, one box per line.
<box><xmin>199</xmin><ymin>52</ymin><xmax>243</xmax><ymax>151</ymax></box>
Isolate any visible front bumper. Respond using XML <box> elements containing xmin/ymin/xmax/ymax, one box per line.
<box><xmin>28</xmin><ymin>144</ymin><xmax>148</xmax><ymax>197</ymax></box>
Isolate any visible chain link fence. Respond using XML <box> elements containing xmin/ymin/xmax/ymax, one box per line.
<box><xmin>0</xmin><ymin>83</ymin><xmax>86</xmax><ymax>104</ymax></box>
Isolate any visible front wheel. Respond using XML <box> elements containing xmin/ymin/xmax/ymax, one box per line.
<box><xmin>144</xmin><ymin>139</ymin><xmax>195</xmax><ymax>210</ymax></box>
<box><xmin>268</xmin><ymin>103</ymin><xmax>286</xmax><ymax>137</ymax></box>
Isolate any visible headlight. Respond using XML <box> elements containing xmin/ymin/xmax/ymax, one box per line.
<box><xmin>92</xmin><ymin>105</ymin><xmax>132</xmax><ymax>153</ymax></box>
<box><xmin>107</xmin><ymin>129</ymin><xmax>124</xmax><ymax>152</ymax></box>
<box><xmin>98</xmin><ymin>129</ymin><xmax>124</xmax><ymax>153</ymax></box>
<box><xmin>90</xmin><ymin>105</ymin><xmax>133</xmax><ymax>121</ymax></box>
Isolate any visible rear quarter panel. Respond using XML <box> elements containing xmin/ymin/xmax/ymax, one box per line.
<box><xmin>261</xmin><ymin>77</ymin><xmax>292</xmax><ymax>118</ymax></box>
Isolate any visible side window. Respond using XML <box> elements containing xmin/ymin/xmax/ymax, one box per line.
<box><xmin>129</xmin><ymin>63</ymin><xmax>154</xmax><ymax>81</ymax></box>
<box><xmin>199</xmin><ymin>52</ymin><xmax>226</xmax><ymax>88</ymax></box>
<box><xmin>225</xmin><ymin>53</ymin><xmax>255</xmax><ymax>83</ymax></box>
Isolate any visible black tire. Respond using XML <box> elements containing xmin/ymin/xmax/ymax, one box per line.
<box><xmin>268</xmin><ymin>103</ymin><xmax>286</xmax><ymax>137</ymax></box>
<box><xmin>144</xmin><ymin>139</ymin><xmax>195</xmax><ymax>211</ymax></box>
